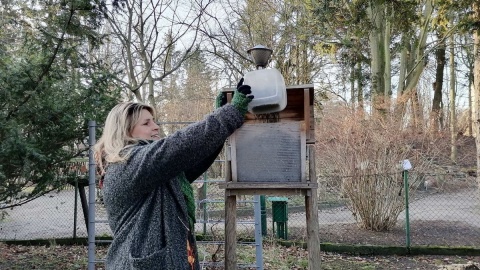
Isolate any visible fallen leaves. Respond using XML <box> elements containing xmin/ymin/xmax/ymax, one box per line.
<box><xmin>0</xmin><ymin>242</ymin><xmax>478</xmax><ymax>270</ymax></box>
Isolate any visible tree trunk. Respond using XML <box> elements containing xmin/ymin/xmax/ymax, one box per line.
<box><xmin>411</xmin><ymin>90</ymin><xmax>424</xmax><ymax>130</ymax></box>
<box><xmin>449</xmin><ymin>33</ymin><xmax>457</xmax><ymax>163</ymax></box>
<box><xmin>469</xmin><ymin>77</ymin><xmax>474</xmax><ymax>136</ymax></box>
<box><xmin>431</xmin><ymin>38</ymin><xmax>445</xmax><ymax>132</ymax></box>
<box><xmin>397</xmin><ymin>0</ymin><xmax>433</xmax><ymax>122</ymax></box>
<box><xmin>467</xmin><ymin>38</ymin><xmax>475</xmax><ymax>136</ymax></box>
<box><xmin>350</xmin><ymin>62</ymin><xmax>356</xmax><ymax>109</ymax></box>
<box><xmin>384</xmin><ymin>4</ymin><xmax>392</xmax><ymax>98</ymax></box>
<box><xmin>367</xmin><ymin>0</ymin><xmax>387</xmax><ymax>114</ymax></box>
<box><xmin>357</xmin><ymin>61</ymin><xmax>364</xmax><ymax>112</ymax></box>
<box><xmin>474</xmin><ymin>2</ymin><xmax>480</xmax><ymax>185</ymax></box>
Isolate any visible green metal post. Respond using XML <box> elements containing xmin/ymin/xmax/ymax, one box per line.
<box><xmin>260</xmin><ymin>195</ymin><xmax>267</xmax><ymax>236</ymax></box>
<box><xmin>403</xmin><ymin>170</ymin><xmax>411</xmax><ymax>251</ymax></box>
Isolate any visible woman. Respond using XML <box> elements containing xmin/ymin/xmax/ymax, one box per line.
<box><xmin>94</xmin><ymin>80</ymin><xmax>253</xmax><ymax>269</ymax></box>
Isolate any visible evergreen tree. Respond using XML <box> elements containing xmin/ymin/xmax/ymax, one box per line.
<box><xmin>0</xmin><ymin>0</ymin><xmax>120</xmax><ymax>206</ymax></box>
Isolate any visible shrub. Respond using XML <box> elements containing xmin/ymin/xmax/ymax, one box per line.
<box><xmin>315</xmin><ymin>104</ymin><xmax>439</xmax><ymax>231</ymax></box>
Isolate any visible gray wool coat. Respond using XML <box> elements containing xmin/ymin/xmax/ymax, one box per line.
<box><xmin>102</xmin><ymin>104</ymin><xmax>244</xmax><ymax>270</ymax></box>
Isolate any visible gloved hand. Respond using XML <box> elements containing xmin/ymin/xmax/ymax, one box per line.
<box><xmin>231</xmin><ymin>78</ymin><xmax>254</xmax><ymax>115</ymax></box>
<box><xmin>215</xmin><ymin>91</ymin><xmax>227</xmax><ymax>109</ymax></box>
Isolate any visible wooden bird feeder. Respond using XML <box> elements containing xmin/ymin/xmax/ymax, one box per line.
<box><xmin>221</xmin><ymin>84</ymin><xmax>317</xmax><ymax>194</ymax></box>
<box><xmin>220</xmin><ymin>84</ymin><xmax>321</xmax><ymax>270</ymax></box>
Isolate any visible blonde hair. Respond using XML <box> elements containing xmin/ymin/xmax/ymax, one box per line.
<box><xmin>94</xmin><ymin>102</ymin><xmax>155</xmax><ymax>175</ymax></box>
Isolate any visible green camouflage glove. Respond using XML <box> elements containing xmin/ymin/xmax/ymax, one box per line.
<box><xmin>231</xmin><ymin>78</ymin><xmax>254</xmax><ymax>115</ymax></box>
<box><xmin>215</xmin><ymin>91</ymin><xmax>226</xmax><ymax>109</ymax></box>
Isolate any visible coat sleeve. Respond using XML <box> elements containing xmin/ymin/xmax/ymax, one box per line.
<box><xmin>184</xmin><ymin>145</ymin><xmax>223</xmax><ymax>183</ymax></box>
<box><xmin>116</xmin><ymin>104</ymin><xmax>243</xmax><ymax>192</ymax></box>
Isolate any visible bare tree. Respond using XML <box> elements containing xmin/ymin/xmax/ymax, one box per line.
<box><xmin>396</xmin><ymin>0</ymin><xmax>433</xmax><ymax>127</ymax></box>
<box><xmin>198</xmin><ymin>0</ymin><xmax>326</xmax><ymax>87</ymax></box>
<box><xmin>102</xmin><ymin>0</ymin><xmax>213</xmax><ymax>109</ymax></box>
<box><xmin>431</xmin><ymin>34</ymin><xmax>446</xmax><ymax>132</ymax></box>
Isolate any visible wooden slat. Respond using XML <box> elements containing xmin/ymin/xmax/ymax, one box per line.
<box><xmin>301</xmin><ymin>122</ymin><xmax>307</xmax><ymax>182</ymax></box>
<box><xmin>225</xmin><ymin>189</ymin><xmax>311</xmax><ymax>196</ymax></box>
<box><xmin>304</xmin><ymin>88</ymin><xmax>311</xmax><ymax>144</ymax></box>
<box><xmin>309</xmin><ymin>105</ymin><xmax>315</xmax><ymax>143</ymax></box>
<box><xmin>221</xmin><ymin>182</ymin><xmax>317</xmax><ymax>190</ymax></box>
<box><xmin>230</xmin><ymin>132</ymin><xmax>238</xmax><ymax>183</ymax></box>
<box><xmin>245</xmin><ymin>110</ymin><xmax>302</xmax><ymax>120</ymax></box>
<box><xmin>286</xmin><ymin>84</ymin><xmax>315</xmax><ymax>91</ymax></box>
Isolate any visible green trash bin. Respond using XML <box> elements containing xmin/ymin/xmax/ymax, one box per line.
<box><xmin>268</xmin><ymin>197</ymin><xmax>288</xmax><ymax>239</ymax></box>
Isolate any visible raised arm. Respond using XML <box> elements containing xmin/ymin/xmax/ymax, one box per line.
<box><xmin>184</xmin><ymin>145</ymin><xmax>223</xmax><ymax>183</ymax></box>
<box><xmin>112</xmin><ymin>104</ymin><xmax>242</xmax><ymax>192</ymax></box>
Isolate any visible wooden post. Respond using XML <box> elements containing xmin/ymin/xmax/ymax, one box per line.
<box><xmin>306</xmin><ymin>145</ymin><xmax>321</xmax><ymax>269</ymax></box>
<box><xmin>225</xmin><ymin>146</ymin><xmax>237</xmax><ymax>270</ymax></box>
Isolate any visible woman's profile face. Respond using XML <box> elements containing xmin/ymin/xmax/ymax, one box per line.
<box><xmin>130</xmin><ymin>109</ymin><xmax>160</xmax><ymax>140</ymax></box>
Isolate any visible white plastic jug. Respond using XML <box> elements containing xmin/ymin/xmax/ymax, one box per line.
<box><xmin>243</xmin><ymin>68</ymin><xmax>287</xmax><ymax>114</ymax></box>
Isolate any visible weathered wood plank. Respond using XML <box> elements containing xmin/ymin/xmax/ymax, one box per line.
<box><xmin>306</xmin><ymin>145</ymin><xmax>321</xmax><ymax>269</ymax></box>
<box><xmin>220</xmin><ymin>182</ymin><xmax>317</xmax><ymax>189</ymax></box>
<box><xmin>224</xmin><ymin>158</ymin><xmax>237</xmax><ymax>270</ymax></box>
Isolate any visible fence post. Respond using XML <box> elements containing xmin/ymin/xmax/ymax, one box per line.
<box><xmin>260</xmin><ymin>195</ymin><xmax>267</xmax><ymax>236</ymax></box>
<box><xmin>73</xmin><ymin>179</ymin><xmax>78</xmax><ymax>239</ymax></box>
<box><xmin>403</xmin><ymin>170</ymin><xmax>411</xmax><ymax>252</ymax></box>
<box><xmin>203</xmin><ymin>171</ymin><xmax>207</xmax><ymax>235</ymax></box>
<box><xmin>253</xmin><ymin>195</ymin><xmax>264</xmax><ymax>270</ymax></box>
<box><xmin>88</xmin><ymin>121</ymin><xmax>96</xmax><ymax>270</ymax></box>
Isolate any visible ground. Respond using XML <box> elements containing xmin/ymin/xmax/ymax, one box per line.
<box><xmin>318</xmin><ymin>220</ymin><xmax>480</xmax><ymax>247</ymax></box>
<box><xmin>0</xmin><ymin>242</ymin><xmax>479</xmax><ymax>270</ymax></box>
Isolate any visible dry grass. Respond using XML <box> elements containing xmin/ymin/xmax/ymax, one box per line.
<box><xmin>0</xmin><ymin>241</ymin><xmax>478</xmax><ymax>270</ymax></box>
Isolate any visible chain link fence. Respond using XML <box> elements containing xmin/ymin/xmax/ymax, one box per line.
<box><xmin>1</xmin><ymin>166</ymin><xmax>479</xmax><ymax>250</ymax></box>
<box><xmin>316</xmin><ymin>170</ymin><xmax>480</xmax><ymax>248</ymax></box>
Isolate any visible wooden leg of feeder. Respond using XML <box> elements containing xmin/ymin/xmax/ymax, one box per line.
<box><xmin>225</xmin><ymin>194</ymin><xmax>237</xmax><ymax>270</ymax></box>
<box><xmin>305</xmin><ymin>190</ymin><xmax>320</xmax><ymax>269</ymax></box>
<box><xmin>224</xmin><ymin>154</ymin><xmax>237</xmax><ymax>270</ymax></box>
<box><xmin>306</xmin><ymin>145</ymin><xmax>321</xmax><ymax>269</ymax></box>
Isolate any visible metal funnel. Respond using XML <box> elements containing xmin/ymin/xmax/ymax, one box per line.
<box><xmin>247</xmin><ymin>45</ymin><xmax>273</xmax><ymax>69</ymax></box>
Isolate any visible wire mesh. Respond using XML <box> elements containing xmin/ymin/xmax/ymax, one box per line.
<box><xmin>316</xmin><ymin>171</ymin><xmax>480</xmax><ymax>247</ymax></box>
<box><xmin>1</xmin><ymin>170</ymin><xmax>479</xmax><ymax>250</ymax></box>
